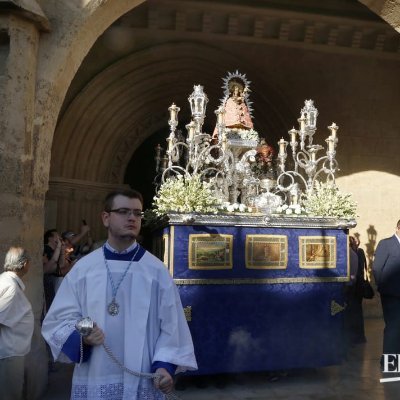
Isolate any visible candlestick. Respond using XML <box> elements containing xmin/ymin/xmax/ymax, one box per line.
<box><xmin>222</xmin><ymin>133</ymin><xmax>227</xmax><ymax>151</ymax></box>
<box><xmin>186</xmin><ymin>121</ymin><xmax>196</xmax><ymax>141</ymax></box>
<box><xmin>326</xmin><ymin>136</ymin><xmax>334</xmax><ymax>153</ymax></box>
<box><xmin>278</xmin><ymin>138</ymin><xmax>287</xmax><ymax>155</ymax></box>
<box><xmin>155</xmin><ymin>143</ymin><xmax>162</xmax><ymax>158</ymax></box>
<box><xmin>216</xmin><ymin>106</ymin><xmax>225</xmax><ymax>124</ymax></box>
<box><xmin>168</xmin><ymin>138</ymin><xmax>174</xmax><ymax>152</ymax></box>
<box><xmin>299</xmin><ymin>115</ymin><xmax>306</xmax><ymax>132</ymax></box>
<box><xmin>161</xmin><ymin>155</ymin><xmax>168</xmax><ymax>170</ymax></box>
<box><xmin>328</xmin><ymin>122</ymin><xmax>339</xmax><ymax>139</ymax></box>
<box><xmin>169</xmin><ymin>103</ymin><xmax>179</xmax><ymax>122</ymax></box>
<box><xmin>289</xmin><ymin>128</ymin><xmax>297</xmax><ymax>144</ymax></box>
<box><xmin>311</xmin><ymin>151</ymin><xmax>316</xmax><ymax>162</ymax></box>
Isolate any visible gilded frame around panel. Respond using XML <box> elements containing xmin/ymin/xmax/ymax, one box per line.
<box><xmin>188</xmin><ymin>233</ymin><xmax>233</xmax><ymax>270</ymax></box>
<box><xmin>245</xmin><ymin>234</ymin><xmax>288</xmax><ymax>269</ymax></box>
<box><xmin>299</xmin><ymin>236</ymin><xmax>337</xmax><ymax>269</ymax></box>
<box><xmin>169</xmin><ymin>226</ymin><xmax>175</xmax><ymax>276</ymax></box>
<box><xmin>162</xmin><ymin>233</ymin><xmax>169</xmax><ymax>270</ymax></box>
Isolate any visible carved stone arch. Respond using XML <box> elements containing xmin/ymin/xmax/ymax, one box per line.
<box><xmin>53</xmin><ymin>42</ymin><xmax>296</xmax><ymax>185</ymax></box>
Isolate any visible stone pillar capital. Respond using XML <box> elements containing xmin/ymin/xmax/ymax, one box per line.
<box><xmin>0</xmin><ymin>0</ymin><xmax>50</xmax><ymax>31</ymax></box>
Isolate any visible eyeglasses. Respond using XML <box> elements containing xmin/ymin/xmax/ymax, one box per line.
<box><xmin>108</xmin><ymin>208</ymin><xmax>144</xmax><ymax>218</ymax></box>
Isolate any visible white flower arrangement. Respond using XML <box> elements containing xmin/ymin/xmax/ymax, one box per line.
<box><xmin>153</xmin><ymin>174</ymin><xmax>220</xmax><ymax>215</ymax></box>
<box><xmin>275</xmin><ymin>204</ymin><xmax>306</xmax><ymax>216</ymax></box>
<box><xmin>219</xmin><ymin>202</ymin><xmax>252</xmax><ymax>213</ymax></box>
<box><xmin>302</xmin><ymin>181</ymin><xmax>357</xmax><ymax>219</ymax></box>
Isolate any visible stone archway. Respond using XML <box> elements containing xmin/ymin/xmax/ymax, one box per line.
<box><xmin>34</xmin><ymin>0</ymin><xmax>147</xmax><ymax>193</ymax></box>
<box><xmin>37</xmin><ymin>0</ymin><xmax>400</xmax><ymax>203</ymax></box>
<box><xmin>2</xmin><ymin>0</ymin><xmax>400</xmax><ymax>398</ymax></box>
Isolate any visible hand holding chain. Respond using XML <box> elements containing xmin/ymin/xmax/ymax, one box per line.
<box><xmin>76</xmin><ymin>317</ymin><xmax>181</xmax><ymax>400</ymax></box>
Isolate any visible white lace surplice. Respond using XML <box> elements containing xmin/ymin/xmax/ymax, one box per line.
<box><xmin>42</xmin><ymin>248</ymin><xmax>197</xmax><ymax>400</ymax></box>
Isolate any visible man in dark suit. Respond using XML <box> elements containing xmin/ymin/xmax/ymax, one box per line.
<box><xmin>373</xmin><ymin>219</ymin><xmax>400</xmax><ymax>364</ymax></box>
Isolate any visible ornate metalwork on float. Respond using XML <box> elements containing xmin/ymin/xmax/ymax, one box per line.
<box><xmin>154</xmin><ymin>71</ymin><xmax>342</xmax><ymax>217</ymax></box>
<box><xmin>275</xmin><ymin>100</ymin><xmax>340</xmax><ymax>208</ymax></box>
<box><xmin>154</xmin><ymin>71</ymin><xmax>260</xmax><ymax>207</ymax></box>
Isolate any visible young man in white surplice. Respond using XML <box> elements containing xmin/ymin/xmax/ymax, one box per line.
<box><xmin>42</xmin><ymin>189</ymin><xmax>197</xmax><ymax>400</ymax></box>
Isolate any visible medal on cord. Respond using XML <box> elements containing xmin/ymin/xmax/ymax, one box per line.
<box><xmin>103</xmin><ymin>244</ymin><xmax>140</xmax><ymax>316</ymax></box>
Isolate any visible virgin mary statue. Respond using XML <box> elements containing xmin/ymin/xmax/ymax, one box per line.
<box><xmin>213</xmin><ymin>71</ymin><xmax>256</xmax><ymax>139</ymax></box>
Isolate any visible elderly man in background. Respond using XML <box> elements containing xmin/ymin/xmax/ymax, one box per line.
<box><xmin>0</xmin><ymin>247</ymin><xmax>33</xmax><ymax>400</ymax></box>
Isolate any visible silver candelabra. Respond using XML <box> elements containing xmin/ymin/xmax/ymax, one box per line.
<box><xmin>154</xmin><ymin>78</ymin><xmax>340</xmax><ymax>214</ymax></box>
<box><xmin>155</xmin><ymin>84</ymin><xmax>259</xmax><ymax>206</ymax></box>
<box><xmin>276</xmin><ymin>100</ymin><xmax>339</xmax><ymax>205</ymax></box>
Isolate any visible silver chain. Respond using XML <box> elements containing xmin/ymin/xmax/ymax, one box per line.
<box><xmin>103</xmin><ymin>244</ymin><xmax>140</xmax><ymax>315</ymax></box>
<box><xmin>101</xmin><ymin>342</ymin><xmax>182</xmax><ymax>400</ymax></box>
<box><xmin>79</xmin><ymin>337</ymin><xmax>181</xmax><ymax>400</ymax></box>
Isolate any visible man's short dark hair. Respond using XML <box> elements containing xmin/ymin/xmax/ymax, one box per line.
<box><xmin>44</xmin><ymin>229</ymin><xmax>58</xmax><ymax>245</ymax></box>
<box><xmin>397</xmin><ymin>220</ymin><xmax>400</xmax><ymax>229</ymax></box>
<box><xmin>104</xmin><ymin>189</ymin><xmax>143</xmax><ymax>212</ymax></box>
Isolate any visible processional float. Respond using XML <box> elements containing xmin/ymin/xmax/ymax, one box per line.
<box><xmin>151</xmin><ymin>71</ymin><xmax>356</xmax><ymax>374</ymax></box>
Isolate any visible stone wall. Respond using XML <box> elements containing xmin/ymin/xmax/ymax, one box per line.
<box><xmin>0</xmin><ymin>8</ymin><xmax>48</xmax><ymax>399</ymax></box>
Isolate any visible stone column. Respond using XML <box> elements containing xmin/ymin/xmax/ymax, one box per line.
<box><xmin>0</xmin><ymin>3</ymin><xmax>50</xmax><ymax>399</ymax></box>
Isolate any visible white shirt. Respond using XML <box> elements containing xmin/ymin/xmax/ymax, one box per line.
<box><xmin>0</xmin><ymin>271</ymin><xmax>34</xmax><ymax>358</ymax></box>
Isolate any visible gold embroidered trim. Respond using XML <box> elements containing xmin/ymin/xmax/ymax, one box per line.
<box><xmin>174</xmin><ymin>277</ymin><xmax>349</xmax><ymax>285</ymax></box>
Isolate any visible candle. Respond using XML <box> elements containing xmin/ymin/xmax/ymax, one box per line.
<box><xmin>186</xmin><ymin>121</ymin><xmax>196</xmax><ymax>141</ymax></box>
<box><xmin>289</xmin><ymin>128</ymin><xmax>297</xmax><ymax>144</ymax></box>
<box><xmin>278</xmin><ymin>138</ymin><xmax>286</xmax><ymax>155</ymax></box>
<box><xmin>299</xmin><ymin>115</ymin><xmax>306</xmax><ymax>132</ymax></box>
<box><xmin>169</xmin><ymin>103</ymin><xmax>179</xmax><ymax>122</ymax></box>
<box><xmin>155</xmin><ymin>143</ymin><xmax>162</xmax><ymax>158</ymax></box>
<box><xmin>328</xmin><ymin>122</ymin><xmax>338</xmax><ymax>139</ymax></box>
